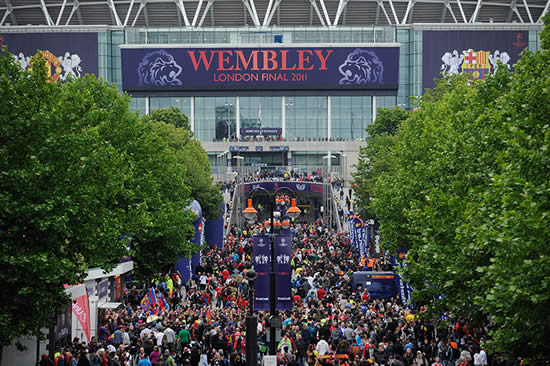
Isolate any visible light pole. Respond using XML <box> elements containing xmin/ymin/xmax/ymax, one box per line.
<box><xmin>242</xmin><ymin>187</ymin><xmax>301</xmax><ymax>356</ymax></box>
<box><xmin>244</xmin><ymin>263</ymin><xmax>258</xmax><ymax>366</ymax></box>
<box><xmin>234</xmin><ymin>155</ymin><xmax>244</xmax><ymax>183</ymax></box>
<box><xmin>225</xmin><ymin>102</ymin><xmax>233</xmax><ymax>140</ymax></box>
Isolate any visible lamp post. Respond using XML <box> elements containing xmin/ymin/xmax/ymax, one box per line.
<box><xmin>244</xmin><ymin>263</ymin><xmax>258</xmax><ymax>366</ymax></box>
<box><xmin>225</xmin><ymin>102</ymin><xmax>233</xmax><ymax>140</ymax></box>
<box><xmin>242</xmin><ymin>187</ymin><xmax>300</xmax><ymax>356</ymax></box>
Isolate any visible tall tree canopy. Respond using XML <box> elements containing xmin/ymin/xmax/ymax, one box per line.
<box><xmin>357</xmin><ymin>16</ymin><xmax>550</xmax><ymax>360</ymax></box>
<box><xmin>144</xmin><ymin>107</ymin><xmax>223</xmax><ymax>220</ymax></box>
<box><xmin>0</xmin><ymin>51</ymin><xmax>195</xmax><ymax>347</ymax></box>
<box><xmin>352</xmin><ymin>107</ymin><xmax>410</xmax><ymax>218</ymax></box>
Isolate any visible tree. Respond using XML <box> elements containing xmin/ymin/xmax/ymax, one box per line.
<box><xmin>145</xmin><ymin>108</ymin><xmax>223</xmax><ymax>220</ymax></box>
<box><xmin>0</xmin><ymin>52</ymin><xmax>132</xmax><ymax>347</ymax></box>
<box><xmin>145</xmin><ymin>106</ymin><xmax>191</xmax><ymax>130</ymax></box>
<box><xmin>369</xmin><ymin>15</ymin><xmax>550</xmax><ymax>360</ymax></box>
<box><xmin>366</xmin><ymin>107</ymin><xmax>410</xmax><ymax>137</ymax></box>
<box><xmin>0</xmin><ymin>50</ymin><xmax>197</xmax><ymax>347</ymax></box>
<box><xmin>352</xmin><ymin>107</ymin><xmax>410</xmax><ymax>218</ymax></box>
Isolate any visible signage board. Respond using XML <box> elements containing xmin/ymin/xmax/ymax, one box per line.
<box><xmin>241</xmin><ymin>128</ymin><xmax>282</xmax><ymax>135</ymax></box>
<box><xmin>121</xmin><ymin>44</ymin><xmax>399</xmax><ymax>96</ymax></box>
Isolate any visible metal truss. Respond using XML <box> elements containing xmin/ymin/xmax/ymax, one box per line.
<box><xmin>0</xmin><ymin>0</ymin><xmax>547</xmax><ymax>27</ymax></box>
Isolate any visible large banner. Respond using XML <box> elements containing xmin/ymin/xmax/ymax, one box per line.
<box><xmin>274</xmin><ymin>235</ymin><xmax>292</xmax><ymax>311</ymax></box>
<box><xmin>0</xmin><ymin>32</ymin><xmax>98</xmax><ymax>81</ymax></box>
<box><xmin>72</xmin><ymin>292</ymin><xmax>91</xmax><ymax>342</ymax></box>
<box><xmin>422</xmin><ymin>30</ymin><xmax>528</xmax><ymax>90</ymax></box>
<box><xmin>253</xmin><ymin>235</ymin><xmax>271</xmax><ymax>311</ymax></box>
<box><xmin>347</xmin><ymin>212</ymin><xmax>367</xmax><ymax>257</ymax></box>
<box><xmin>121</xmin><ymin>45</ymin><xmax>399</xmax><ymax>96</ymax></box>
<box><xmin>243</xmin><ymin>181</ymin><xmax>324</xmax><ymax>194</ymax></box>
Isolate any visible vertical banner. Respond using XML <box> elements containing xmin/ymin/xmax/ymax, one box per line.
<box><xmin>176</xmin><ymin>257</ymin><xmax>191</xmax><ymax>284</ymax></box>
<box><xmin>72</xmin><ymin>292</ymin><xmax>91</xmax><ymax>342</ymax></box>
<box><xmin>98</xmin><ymin>280</ymin><xmax>109</xmax><ymax>300</ymax></box>
<box><xmin>253</xmin><ymin>236</ymin><xmax>271</xmax><ymax>311</ymax></box>
<box><xmin>115</xmin><ymin>275</ymin><xmax>121</xmax><ymax>302</ymax></box>
<box><xmin>390</xmin><ymin>250</ymin><xmax>411</xmax><ymax>305</ymax></box>
<box><xmin>205</xmin><ymin>203</ymin><xmax>225</xmax><ymax>249</ymax></box>
<box><xmin>274</xmin><ymin>235</ymin><xmax>292</xmax><ymax>311</ymax></box>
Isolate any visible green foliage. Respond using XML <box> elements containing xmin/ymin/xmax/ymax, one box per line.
<box><xmin>146</xmin><ymin>109</ymin><xmax>223</xmax><ymax>220</ymax></box>
<box><xmin>366</xmin><ymin>107</ymin><xmax>410</xmax><ymax>137</ymax></box>
<box><xmin>0</xmin><ymin>51</ymin><xmax>196</xmax><ymax>345</ymax></box>
<box><xmin>143</xmin><ymin>106</ymin><xmax>191</xmax><ymax>130</ymax></box>
<box><xmin>352</xmin><ymin>107</ymin><xmax>410</xmax><ymax>217</ymax></box>
<box><xmin>368</xmin><ymin>20</ymin><xmax>550</xmax><ymax>360</ymax></box>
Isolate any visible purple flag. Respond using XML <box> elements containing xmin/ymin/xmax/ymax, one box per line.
<box><xmin>253</xmin><ymin>236</ymin><xmax>270</xmax><ymax>311</ymax></box>
<box><xmin>275</xmin><ymin>235</ymin><xmax>292</xmax><ymax>311</ymax></box>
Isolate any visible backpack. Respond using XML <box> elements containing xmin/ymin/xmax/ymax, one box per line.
<box><xmin>350</xmin><ymin>343</ymin><xmax>362</xmax><ymax>356</ymax></box>
<box><xmin>162</xmin><ymin>357</ymin><xmax>170</xmax><ymax>366</ymax></box>
<box><xmin>331</xmin><ymin>328</ymin><xmax>341</xmax><ymax>341</ymax></box>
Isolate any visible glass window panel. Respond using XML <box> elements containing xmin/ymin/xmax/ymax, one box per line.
<box><xmin>195</xmin><ymin>97</ymin><xmax>236</xmax><ymax>142</ymax></box>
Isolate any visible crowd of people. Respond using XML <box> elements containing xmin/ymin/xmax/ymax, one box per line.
<box><xmin>44</xmin><ymin>213</ymin><xmax>498</xmax><ymax>366</ymax></box>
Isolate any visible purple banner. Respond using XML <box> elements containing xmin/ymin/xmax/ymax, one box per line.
<box><xmin>243</xmin><ymin>181</ymin><xmax>324</xmax><ymax>194</ymax></box>
<box><xmin>241</xmin><ymin>128</ymin><xmax>282</xmax><ymax>136</ymax></box>
<box><xmin>98</xmin><ymin>280</ymin><xmax>109</xmax><ymax>300</ymax></box>
<box><xmin>121</xmin><ymin>45</ymin><xmax>399</xmax><ymax>96</ymax></box>
<box><xmin>422</xmin><ymin>30</ymin><xmax>528</xmax><ymax>90</ymax></box>
<box><xmin>253</xmin><ymin>236</ymin><xmax>271</xmax><ymax>311</ymax></box>
<box><xmin>0</xmin><ymin>32</ymin><xmax>98</xmax><ymax>81</ymax></box>
<box><xmin>275</xmin><ymin>235</ymin><xmax>292</xmax><ymax>311</ymax></box>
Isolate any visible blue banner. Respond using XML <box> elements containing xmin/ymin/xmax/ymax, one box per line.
<box><xmin>274</xmin><ymin>235</ymin><xmax>292</xmax><ymax>311</ymax></box>
<box><xmin>121</xmin><ymin>45</ymin><xmax>399</xmax><ymax>96</ymax></box>
<box><xmin>205</xmin><ymin>203</ymin><xmax>225</xmax><ymax>249</ymax></box>
<box><xmin>422</xmin><ymin>30</ymin><xmax>528</xmax><ymax>90</ymax></box>
<box><xmin>0</xmin><ymin>32</ymin><xmax>99</xmax><ymax>81</ymax></box>
<box><xmin>348</xmin><ymin>213</ymin><xmax>367</xmax><ymax>257</ymax></box>
<box><xmin>390</xmin><ymin>251</ymin><xmax>412</xmax><ymax>305</ymax></box>
<box><xmin>253</xmin><ymin>236</ymin><xmax>271</xmax><ymax>311</ymax></box>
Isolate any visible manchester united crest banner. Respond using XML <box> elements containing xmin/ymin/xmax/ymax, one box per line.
<box><xmin>422</xmin><ymin>30</ymin><xmax>528</xmax><ymax>90</ymax></box>
<box><xmin>0</xmin><ymin>32</ymin><xmax>99</xmax><ymax>81</ymax></box>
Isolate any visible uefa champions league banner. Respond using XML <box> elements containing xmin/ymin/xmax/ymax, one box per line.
<box><xmin>0</xmin><ymin>32</ymin><xmax>99</xmax><ymax>81</ymax></box>
<box><xmin>121</xmin><ymin>45</ymin><xmax>399</xmax><ymax>95</ymax></box>
<box><xmin>253</xmin><ymin>236</ymin><xmax>271</xmax><ymax>311</ymax></box>
<box><xmin>422</xmin><ymin>30</ymin><xmax>528</xmax><ymax>90</ymax></box>
<box><xmin>275</xmin><ymin>235</ymin><xmax>292</xmax><ymax>311</ymax></box>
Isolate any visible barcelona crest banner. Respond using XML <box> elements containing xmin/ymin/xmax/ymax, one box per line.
<box><xmin>422</xmin><ymin>30</ymin><xmax>528</xmax><ymax>90</ymax></box>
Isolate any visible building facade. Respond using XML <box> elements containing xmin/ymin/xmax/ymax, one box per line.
<box><xmin>0</xmin><ymin>0</ymin><xmax>545</xmax><ymax>182</ymax></box>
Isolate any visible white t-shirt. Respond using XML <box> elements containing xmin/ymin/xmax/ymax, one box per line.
<box><xmin>156</xmin><ymin>332</ymin><xmax>165</xmax><ymax>346</ymax></box>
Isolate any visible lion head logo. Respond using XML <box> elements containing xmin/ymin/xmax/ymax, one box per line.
<box><xmin>138</xmin><ymin>50</ymin><xmax>183</xmax><ymax>86</ymax></box>
<box><xmin>338</xmin><ymin>49</ymin><xmax>384</xmax><ymax>85</ymax></box>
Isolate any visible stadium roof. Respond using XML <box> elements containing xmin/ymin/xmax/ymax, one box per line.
<box><xmin>0</xmin><ymin>0</ymin><xmax>548</xmax><ymax>28</ymax></box>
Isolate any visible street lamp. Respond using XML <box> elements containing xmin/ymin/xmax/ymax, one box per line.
<box><xmin>242</xmin><ymin>187</ymin><xmax>300</xmax><ymax>356</ymax></box>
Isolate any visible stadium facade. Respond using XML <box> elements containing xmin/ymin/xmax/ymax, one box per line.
<box><xmin>0</xmin><ymin>0</ymin><xmax>545</xmax><ymax>182</ymax></box>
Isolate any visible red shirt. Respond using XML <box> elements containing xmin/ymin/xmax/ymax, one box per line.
<box><xmin>317</xmin><ymin>288</ymin><xmax>326</xmax><ymax>300</ymax></box>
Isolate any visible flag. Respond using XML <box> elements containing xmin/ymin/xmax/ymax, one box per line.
<box><xmin>158</xmin><ymin>293</ymin><xmax>170</xmax><ymax>313</ymax></box>
<box><xmin>258</xmin><ymin>104</ymin><xmax>262</xmax><ymax>122</ymax></box>
<box><xmin>141</xmin><ymin>287</ymin><xmax>157</xmax><ymax>310</ymax></box>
